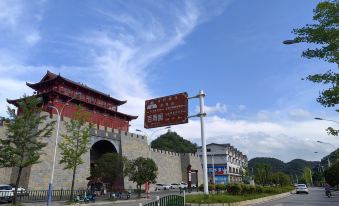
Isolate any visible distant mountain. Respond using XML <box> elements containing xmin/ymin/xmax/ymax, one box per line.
<box><xmin>248</xmin><ymin>157</ymin><xmax>318</xmax><ymax>177</ymax></box>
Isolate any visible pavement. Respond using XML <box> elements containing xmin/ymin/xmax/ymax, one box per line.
<box><xmin>254</xmin><ymin>187</ymin><xmax>339</xmax><ymax>206</ymax></box>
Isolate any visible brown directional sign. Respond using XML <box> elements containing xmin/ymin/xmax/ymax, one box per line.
<box><xmin>144</xmin><ymin>92</ymin><xmax>188</xmax><ymax>128</ymax></box>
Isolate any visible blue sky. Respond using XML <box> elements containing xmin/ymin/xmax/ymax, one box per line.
<box><xmin>1</xmin><ymin>0</ymin><xmax>338</xmax><ymax>161</ymax></box>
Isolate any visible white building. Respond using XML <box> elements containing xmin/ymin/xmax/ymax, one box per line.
<box><xmin>197</xmin><ymin>143</ymin><xmax>248</xmax><ymax>185</ymax></box>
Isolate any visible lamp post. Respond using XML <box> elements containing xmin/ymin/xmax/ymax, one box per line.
<box><xmin>136</xmin><ymin>126</ymin><xmax>171</xmax><ymax>145</ymax></box>
<box><xmin>207</xmin><ymin>153</ymin><xmax>215</xmax><ymax>185</ymax></box>
<box><xmin>314</xmin><ymin>151</ymin><xmax>331</xmax><ymax>168</ymax></box>
<box><xmin>47</xmin><ymin>96</ymin><xmax>78</xmax><ymax>206</ymax></box>
<box><xmin>314</xmin><ymin>117</ymin><xmax>339</xmax><ymax>125</ymax></box>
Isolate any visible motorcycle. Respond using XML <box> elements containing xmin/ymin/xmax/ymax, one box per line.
<box><xmin>325</xmin><ymin>190</ymin><xmax>332</xmax><ymax>198</ymax></box>
<box><xmin>74</xmin><ymin>192</ymin><xmax>96</xmax><ymax>203</ymax></box>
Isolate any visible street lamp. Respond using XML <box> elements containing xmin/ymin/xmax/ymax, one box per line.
<box><xmin>314</xmin><ymin>117</ymin><xmax>339</xmax><ymax>125</ymax></box>
<box><xmin>136</xmin><ymin>126</ymin><xmax>171</xmax><ymax>144</ymax></box>
<box><xmin>47</xmin><ymin>95</ymin><xmax>78</xmax><ymax>206</ymax></box>
<box><xmin>282</xmin><ymin>39</ymin><xmax>298</xmax><ymax>45</ymax></box>
<box><xmin>314</xmin><ymin>151</ymin><xmax>331</xmax><ymax>168</ymax></box>
<box><xmin>316</xmin><ymin>140</ymin><xmax>336</xmax><ymax>149</ymax></box>
<box><xmin>207</xmin><ymin>153</ymin><xmax>215</xmax><ymax>185</ymax></box>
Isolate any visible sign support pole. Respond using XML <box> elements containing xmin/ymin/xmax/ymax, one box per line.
<box><xmin>198</xmin><ymin>90</ymin><xmax>208</xmax><ymax>195</ymax></box>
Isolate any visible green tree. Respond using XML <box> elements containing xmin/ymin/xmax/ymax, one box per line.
<box><xmin>0</xmin><ymin>95</ymin><xmax>55</xmax><ymax>204</ymax></box>
<box><xmin>303</xmin><ymin>167</ymin><xmax>313</xmax><ymax>186</ymax></box>
<box><xmin>271</xmin><ymin>172</ymin><xmax>291</xmax><ymax>186</ymax></box>
<box><xmin>124</xmin><ymin>157</ymin><xmax>158</xmax><ymax>197</ymax></box>
<box><xmin>324</xmin><ymin>161</ymin><xmax>339</xmax><ymax>186</ymax></box>
<box><xmin>91</xmin><ymin>153</ymin><xmax>125</xmax><ymax>192</ymax></box>
<box><xmin>151</xmin><ymin>131</ymin><xmax>197</xmax><ymax>153</ymax></box>
<box><xmin>58</xmin><ymin>106</ymin><xmax>91</xmax><ymax>200</ymax></box>
<box><xmin>289</xmin><ymin>0</ymin><xmax>339</xmax><ymax>135</ymax></box>
<box><xmin>254</xmin><ymin>163</ymin><xmax>272</xmax><ymax>185</ymax></box>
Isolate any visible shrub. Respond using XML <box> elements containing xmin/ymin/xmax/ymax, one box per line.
<box><xmin>215</xmin><ymin>184</ymin><xmax>226</xmax><ymax>191</ymax></box>
<box><xmin>208</xmin><ymin>184</ymin><xmax>216</xmax><ymax>191</ymax></box>
<box><xmin>255</xmin><ymin>185</ymin><xmax>264</xmax><ymax>193</ymax></box>
<box><xmin>226</xmin><ymin>183</ymin><xmax>242</xmax><ymax>195</ymax></box>
<box><xmin>241</xmin><ymin>184</ymin><xmax>256</xmax><ymax>194</ymax></box>
<box><xmin>198</xmin><ymin>184</ymin><xmax>204</xmax><ymax>191</ymax></box>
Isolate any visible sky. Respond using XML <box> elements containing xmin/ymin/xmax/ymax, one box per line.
<box><xmin>1</xmin><ymin>0</ymin><xmax>338</xmax><ymax>162</ymax></box>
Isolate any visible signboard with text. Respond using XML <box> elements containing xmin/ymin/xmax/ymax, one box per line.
<box><xmin>144</xmin><ymin>92</ymin><xmax>188</xmax><ymax>128</ymax></box>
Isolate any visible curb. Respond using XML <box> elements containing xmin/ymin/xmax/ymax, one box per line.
<box><xmin>186</xmin><ymin>191</ymin><xmax>293</xmax><ymax>206</ymax></box>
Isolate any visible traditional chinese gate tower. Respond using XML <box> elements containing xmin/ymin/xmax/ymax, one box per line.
<box><xmin>6</xmin><ymin>71</ymin><xmax>138</xmax><ymax>190</ymax></box>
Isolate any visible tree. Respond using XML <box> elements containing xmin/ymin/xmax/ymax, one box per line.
<box><xmin>303</xmin><ymin>167</ymin><xmax>313</xmax><ymax>186</ymax></box>
<box><xmin>271</xmin><ymin>172</ymin><xmax>291</xmax><ymax>186</ymax></box>
<box><xmin>324</xmin><ymin>161</ymin><xmax>339</xmax><ymax>186</ymax></box>
<box><xmin>151</xmin><ymin>131</ymin><xmax>197</xmax><ymax>153</ymax></box>
<box><xmin>254</xmin><ymin>163</ymin><xmax>272</xmax><ymax>185</ymax></box>
<box><xmin>290</xmin><ymin>0</ymin><xmax>339</xmax><ymax>135</ymax></box>
<box><xmin>58</xmin><ymin>106</ymin><xmax>91</xmax><ymax>200</ymax></box>
<box><xmin>0</xmin><ymin>95</ymin><xmax>55</xmax><ymax>204</ymax></box>
<box><xmin>124</xmin><ymin>157</ymin><xmax>158</xmax><ymax>197</ymax></box>
<box><xmin>91</xmin><ymin>153</ymin><xmax>125</xmax><ymax>192</ymax></box>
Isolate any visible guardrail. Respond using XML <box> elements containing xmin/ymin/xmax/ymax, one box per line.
<box><xmin>144</xmin><ymin>195</ymin><xmax>184</xmax><ymax>206</ymax></box>
<box><xmin>0</xmin><ymin>189</ymin><xmax>92</xmax><ymax>202</ymax></box>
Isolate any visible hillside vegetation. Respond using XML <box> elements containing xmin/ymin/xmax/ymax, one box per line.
<box><xmin>151</xmin><ymin>131</ymin><xmax>197</xmax><ymax>153</ymax></box>
<box><xmin>248</xmin><ymin>157</ymin><xmax>318</xmax><ymax>177</ymax></box>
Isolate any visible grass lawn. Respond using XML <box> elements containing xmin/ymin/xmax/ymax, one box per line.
<box><xmin>186</xmin><ymin>193</ymin><xmax>284</xmax><ymax>203</ymax></box>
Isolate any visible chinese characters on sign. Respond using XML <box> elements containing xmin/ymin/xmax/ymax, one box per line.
<box><xmin>144</xmin><ymin>92</ymin><xmax>188</xmax><ymax>128</ymax></box>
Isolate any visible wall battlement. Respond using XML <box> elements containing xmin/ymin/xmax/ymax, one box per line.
<box><xmin>149</xmin><ymin>148</ymin><xmax>199</xmax><ymax>157</ymax></box>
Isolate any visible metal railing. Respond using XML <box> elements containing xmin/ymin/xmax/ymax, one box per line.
<box><xmin>144</xmin><ymin>195</ymin><xmax>184</xmax><ymax>206</ymax></box>
<box><xmin>0</xmin><ymin>189</ymin><xmax>92</xmax><ymax>202</ymax></box>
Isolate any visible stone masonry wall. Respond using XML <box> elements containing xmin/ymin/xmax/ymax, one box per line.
<box><xmin>120</xmin><ymin>131</ymin><xmax>149</xmax><ymax>190</ymax></box>
<box><xmin>0</xmin><ymin>125</ymin><xmax>11</xmax><ymax>185</ymax></box>
<box><xmin>0</xmin><ymin>112</ymin><xmax>204</xmax><ymax>191</ymax></box>
<box><xmin>26</xmin><ymin>113</ymin><xmax>90</xmax><ymax>190</ymax></box>
<box><xmin>150</xmin><ymin>149</ymin><xmax>182</xmax><ymax>186</ymax></box>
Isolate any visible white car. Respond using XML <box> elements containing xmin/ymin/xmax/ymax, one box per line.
<box><xmin>170</xmin><ymin>183</ymin><xmax>180</xmax><ymax>189</ymax></box>
<box><xmin>155</xmin><ymin>184</ymin><xmax>171</xmax><ymax>190</ymax></box>
<box><xmin>0</xmin><ymin>184</ymin><xmax>13</xmax><ymax>202</ymax></box>
<box><xmin>179</xmin><ymin>182</ymin><xmax>188</xmax><ymax>189</ymax></box>
<box><xmin>296</xmin><ymin>184</ymin><xmax>309</xmax><ymax>194</ymax></box>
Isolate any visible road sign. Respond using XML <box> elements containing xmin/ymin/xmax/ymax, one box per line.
<box><xmin>144</xmin><ymin>92</ymin><xmax>188</xmax><ymax>128</ymax></box>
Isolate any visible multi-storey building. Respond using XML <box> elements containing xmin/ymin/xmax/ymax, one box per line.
<box><xmin>197</xmin><ymin>143</ymin><xmax>248</xmax><ymax>185</ymax></box>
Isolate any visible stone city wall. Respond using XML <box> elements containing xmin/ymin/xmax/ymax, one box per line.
<box><xmin>150</xmin><ymin>149</ymin><xmax>182</xmax><ymax>185</ymax></box>
<box><xmin>0</xmin><ymin>125</ymin><xmax>12</xmax><ymax>185</ymax></box>
<box><xmin>0</xmin><ymin>112</ymin><xmax>203</xmax><ymax>190</ymax></box>
<box><xmin>120</xmin><ymin>132</ymin><xmax>149</xmax><ymax>189</ymax></box>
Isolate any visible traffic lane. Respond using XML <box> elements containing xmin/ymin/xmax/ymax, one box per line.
<box><xmin>255</xmin><ymin>187</ymin><xmax>338</xmax><ymax>206</ymax></box>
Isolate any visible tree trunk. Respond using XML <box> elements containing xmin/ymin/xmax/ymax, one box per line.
<box><xmin>70</xmin><ymin>166</ymin><xmax>77</xmax><ymax>201</ymax></box>
<box><xmin>137</xmin><ymin>184</ymin><xmax>141</xmax><ymax>198</ymax></box>
<box><xmin>12</xmin><ymin>167</ymin><xmax>23</xmax><ymax>205</ymax></box>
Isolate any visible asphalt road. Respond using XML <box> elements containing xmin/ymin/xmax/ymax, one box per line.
<box><xmin>255</xmin><ymin>187</ymin><xmax>339</xmax><ymax>206</ymax></box>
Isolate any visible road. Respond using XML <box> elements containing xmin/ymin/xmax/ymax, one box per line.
<box><xmin>255</xmin><ymin>187</ymin><xmax>339</xmax><ymax>206</ymax></box>
<box><xmin>16</xmin><ymin>189</ymin><xmax>189</xmax><ymax>206</ymax></box>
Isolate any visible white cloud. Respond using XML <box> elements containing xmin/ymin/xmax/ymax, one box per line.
<box><xmin>238</xmin><ymin>105</ymin><xmax>246</xmax><ymax>111</ymax></box>
<box><xmin>0</xmin><ymin>78</ymin><xmax>33</xmax><ymax>117</ymax></box>
<box><xmin>196</xmin><ymin>103</ymin><xmax>228</xmax><ymax>115</ymax></box>
<box><xmin>172</xmin><ymin>114</ymin><xmax>339</xmax><ymax>162</ymax></box>
<box><xmin>288</xmin><ymin>108</ymin><xmax>311</xmax><ymax>120</ymax></box>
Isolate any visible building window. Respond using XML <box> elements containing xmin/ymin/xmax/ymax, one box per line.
<box><xmin>207</xmin><ymin>148</ymin><xmax>211</xmax><ymax>152</ymax></box>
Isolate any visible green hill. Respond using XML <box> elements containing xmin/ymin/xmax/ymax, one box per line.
<box><xmin>248</xmin><ymin>157</ymin><xmax>318</xmax><ymax>177</ymax></box>
<box><xmin>151</xmin><ymin>131</ymin><xmax>197</xmax><ymax>153</ymax></box>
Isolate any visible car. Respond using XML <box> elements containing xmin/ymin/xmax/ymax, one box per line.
<box><xmin>0</xmin><ymin>184</ymin><xmax>13</xmax><ymax>203</ymax></box>
<box><xmin>170</xmin><ymin>183</ymin><xmax>180</xmax><ymax>189</ymax></box>
<box><xmin>155</xmin><ymin>184</ymin><xmax>171</xmax><ymax>190</ymax></box>
<box><xmin>296</xmin><ymin>184</ymin><xmax>309</xmax><ymax>194</ymax></box>
<box><xmin>179</xmin><ymin>182</ymin><xmax>188</xmax><ymax>189</ymax></box>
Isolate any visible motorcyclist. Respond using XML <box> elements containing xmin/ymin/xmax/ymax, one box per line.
<box><xmin>325</xmin><ymin>183</ymin><xmax>332</xmax><ymax>197</ymax></box>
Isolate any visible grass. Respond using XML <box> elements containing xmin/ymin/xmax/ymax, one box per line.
<box><xmin>186</xmin><ymin>193</ymin><xmax>283</xmax><ymax>203</ymax></box>
<box><xmin>186</xmin><ymin>186</ymin><xmax>294</xmax><ymax>204</ymax></box>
